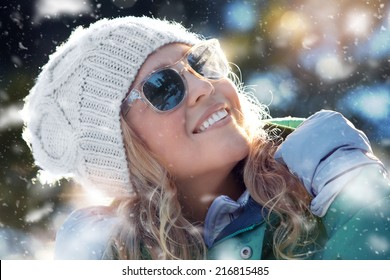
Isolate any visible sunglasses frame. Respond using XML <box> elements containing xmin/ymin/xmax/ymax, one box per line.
<box><xmin>120</xmin><ymin>39</ymin><xmax>229</xmax><ymax>116</ymax></box>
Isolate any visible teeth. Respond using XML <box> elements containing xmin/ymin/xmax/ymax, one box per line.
<box><xmin>198</xmin><ymin>109</ymin><xmax>228</xmax><ymax>132</ymax></box>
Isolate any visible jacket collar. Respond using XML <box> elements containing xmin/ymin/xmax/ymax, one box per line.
<box><xmin>203</xmin><ymin>191</ymin><xmax>249</xmax><ymax>247</ymax></box>
<box><xmin>213</xmin><ymin>196</ymin><xmax>265</xmax><ymax>245</ymax></box>
<box><xmin>203</xmin><ymin>190</ymin><xmax>266</xmax><ymax>247</ymax></box>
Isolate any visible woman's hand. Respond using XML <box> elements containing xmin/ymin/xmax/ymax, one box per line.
<box><xmin>274</xmin><ymin>110</ymin><xmax>385</xmax><ymax>216</ymax></box>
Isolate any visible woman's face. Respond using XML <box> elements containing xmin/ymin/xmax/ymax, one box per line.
<box><xmin>124</xmin><ymin>43</ymin><xmax>249</xmax><ymax>187</ymax></box>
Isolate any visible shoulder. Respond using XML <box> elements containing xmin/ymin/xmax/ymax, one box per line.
<box><xmin>274</xmin><ymin>110</ymin><xmax>384</xmax><ymax>216</ymax></box>
<box><xmin>54</xmin><ymin>206</ymin><xmax>119</xmax><ymax>259</ymax></box>
<box><xmin>275</xmin><ymin>109</ymin><xmax>375</xmax><ymax>167</ymax></box>
<box><xmin>286</xmin><ymin>109</ymin><xmax>363</xmax><ymax>138</ymax></box>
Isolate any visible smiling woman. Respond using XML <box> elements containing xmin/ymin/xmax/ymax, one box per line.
<box><xmin>21</xmin><ymin>16</ymin><xmax>390</xmax><ymax>260</ymax></box>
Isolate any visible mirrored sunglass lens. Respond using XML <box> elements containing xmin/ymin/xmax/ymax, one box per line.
<box><xmin>187</xmin><ymin>48</ymin><xmax>208</xmax><ymax>75</ymax></box>
<box><xmin>187</xmin><ymin>41</ymin><xmax>229</xmax><ymax>79</ymax></box>
<box><xmin>143</xmin><ymin>69</ymin><xmax>185</xmax><ymax>111</ymax></box>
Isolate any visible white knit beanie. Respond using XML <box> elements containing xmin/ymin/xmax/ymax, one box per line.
<box><xmin>22</xmin><ymin>16</ymin><xmax>200</xmax><ymax>197</ymax></box>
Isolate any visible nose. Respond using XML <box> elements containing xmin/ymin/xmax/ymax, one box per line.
<box><xmin>181</xmin><ymin>67</ymin><xmax>214</xmax><ymax>106</ymax></box>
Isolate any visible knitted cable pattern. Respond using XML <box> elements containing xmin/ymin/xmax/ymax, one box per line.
<box><xmin>22</xmin><ymin>16</ymin><xmax>200</xmax><ymax>197</ymax></box>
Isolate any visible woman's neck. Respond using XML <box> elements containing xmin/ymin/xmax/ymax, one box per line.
<box><xmin>176</xmin><ymin>167</ymin><xmax>246</xmax><ymax>224</ymax></box>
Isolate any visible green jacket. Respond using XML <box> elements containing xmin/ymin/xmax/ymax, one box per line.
<box><xmin>208</xmin><ymin>164</ymin><xmax>390</xmax><ymax>259</ymax></box>
<box><xmin>208</xmin><ymin>116</ymin><xmax>390</xmax><ymax>260</ymax></box>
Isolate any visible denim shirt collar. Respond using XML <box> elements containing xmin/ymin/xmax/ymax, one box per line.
<box><xmin>203</xmin><ymin>190</ymin><xmax>250</xmax><ymax>247</ymax></box>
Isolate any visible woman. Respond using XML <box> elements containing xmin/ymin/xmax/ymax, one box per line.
<box><xmin>22</xmin><ymin>16</ymin><xmax>390</xmax><ymax>260</ymax></box>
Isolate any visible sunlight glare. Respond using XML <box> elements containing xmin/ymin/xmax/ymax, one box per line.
<box><xmin>35</xmin><ymin>0</ymin><xmax>91</xmax><ymax>21</ymax></box>
<box><xmin>344</xmin><ymin>8</ymin><xmax>372</xmax><ymax>37</ymax></box>
<box><xmin>315</xmin><ymin>54</ymin><xmax>354</xmax><ymax>81</ymax></box>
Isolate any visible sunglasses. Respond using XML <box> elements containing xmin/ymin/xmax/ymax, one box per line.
<box><xmin>121</xmin><ymin>39</ymin><xmax>230</xmax><ymax>115</ymax></box>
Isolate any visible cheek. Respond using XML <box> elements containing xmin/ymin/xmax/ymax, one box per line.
<box><xmin>144</xmin><ymin>121</ymin><xmax>180</xmax><ymax>148</ymax></box>
<box><xmin>218</xmin><ymin>80</ymin><xmax>245</xmax><ymax>125</ymax></box>
<box><xmin>130</xmin><ymin>111</ymin><xmax>187</xmax><ymax>161</ymax></box>
<box><xmin>219</xmin><ymin>79</ymin><xmax>241</xmax><ymax>106</ymax></box>
<box><xmin>151</xmin><ymin>130</ymin><xmax>184</xmax><ymax>158</ymax></box>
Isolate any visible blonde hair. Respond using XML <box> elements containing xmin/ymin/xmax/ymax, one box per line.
<box><xmin>235</xmin><ymin>75</ymin><xmax>318</xmax><ymax>259</ymax></box>
<box><xmin>104</xmin><ymin>117</ymin><xmax>206</xmax><ymax>259</ymax></box>
<box><xmin>105</xmin><ymin>72</ymin><xmax>318</xmax><ymax>260</ymax></box>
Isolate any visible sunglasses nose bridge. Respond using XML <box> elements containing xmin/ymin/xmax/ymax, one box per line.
<box><xmin>177</xmin><ymin>59</ymin><xmax>206</xmax><ymax>82</ymax></box>
<box><xmin>176</xmin><ymin>59</ymin><xmax>190</xmax><ymax>76</ymax></box>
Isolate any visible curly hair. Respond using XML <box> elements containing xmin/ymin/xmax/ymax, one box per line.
<box><xmin>104</xmin><ymin>72</ymin><xmax>318</xmax><ymax>260</ymax></box>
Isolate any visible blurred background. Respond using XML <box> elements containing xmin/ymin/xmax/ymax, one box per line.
<box><xmin>0</xmin><ymin>0</ymin><xmax>389</xmax><ymax>259</ymax></box>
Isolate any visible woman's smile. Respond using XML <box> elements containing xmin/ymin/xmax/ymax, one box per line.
<box><xmin>126</xmin><ymin>42</ymin><xmax>249</xmax><ymax>184</ymax></box>
<box><xmin>193</xmin><ymin>106</ymin><xmax>231</xmax><ymax>134</ymax></box>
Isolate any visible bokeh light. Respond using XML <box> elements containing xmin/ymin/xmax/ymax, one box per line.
<box><xmin>337</xmin><ymin>84</ymin><xmax>390</xmax><ymax>143</ymax></box>
<box><xmin>247</xmin><ymin>69</ymin><xmax>297</xmax><ymax>110</ymax></box>
<box><xmin>315</xmin><ymin>54</ymin><xmax>355</xmax><ymax>81</ymax></box>
<box><xmin>34</xmin><ymin>0</ymin><xmax>92</xmax><ymax>21</ymax></box>
<box><xmin>344</xmin><ymin>7</ymin><xmax>373</xmax><ymax>37</ymax></box>
<box><xmin>223</xmin><ymin>1</ymin><xmax>258</xmax><ymax>32</ymax></box>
